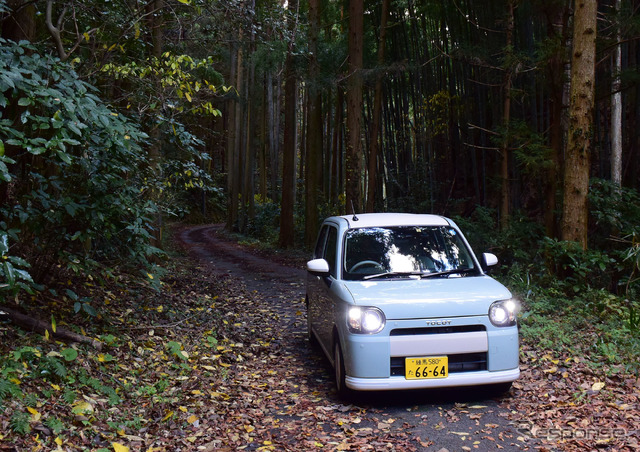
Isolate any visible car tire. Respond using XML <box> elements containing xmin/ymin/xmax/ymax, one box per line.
<box><xmin>333</xmin><ymin>340</ymin><xmax>351</xmax><ymax>398</ymax></box>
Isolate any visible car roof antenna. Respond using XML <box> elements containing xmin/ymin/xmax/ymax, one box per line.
<box><xmin>350</xmin><ymin>201</ymin><xmax>359</xmax><ymax>221</ymax></box>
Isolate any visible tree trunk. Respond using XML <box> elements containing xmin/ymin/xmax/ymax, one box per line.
<box><xmin>345</xmin><ymin>0</ymin><xmax>364</xmax><ymax>213</ymax></box>
<box><xmin>544</xmin><ymin>3</ymin><xmax>570</xmax><ymax>239</ymax></box>
<box><xmin>2</xmin><ymin>0</ymin><xmax>36</xmax><ymax>43</ymax></box>
<box><xmin>268</xmin><ymin>71</ymin><xmax>281</xmax><ymax>203</ymax></box>
<box><xmin>500</xmin><ymin>0</ymin><xmax>515</xmax><ymax>230</ymax></box>
<box><xmin>259</xmin><ymin>73</ymin><xmax>268</xmax><ymax>200</ymax></box>
<box><xmin>366</xmin><ymin>0</ymin><xmax>390</xmax><ymax>213</ymax></box>
<box><xmin>231</xmin><ymin>40</ymin><xmax>244</xmax><ymax>232</ymax></box>
<box><xmin>561</xmin><ymin>0</ymin><xmax>597</xmax><ymax>248</ymax></box>
<box><xmin>242</xmin><ymin>4</ymin><xmax>257</xmax><ymax>231</ymax></box>
<box><xmin>305</xmin><ymin>0</ymin><xmax>322</xmax><ymax>248</ymax></box>
<box><xmin>226</xmin><ymin>40</ymin><xmax>238</xmax><ymax>230</ymax></box>
<box><xmin>330</xmin><ymin>89</ymin><xmax>344</xmax><ymax>208</ymax></box>
<box><xmin>243</xmin><ymin>57</ymin><xmax>256</xmax><ymax>229</ymax></box>
<box><xmin>611</xmin><ymin>0</ymin><xmax>622</xmax><ymax>187</ymax></box>
<box><xmin>279</xmin><ymin>0</ymin><xmax>299</xmax><ymax>248</ymax></box>
<box><xmin>146</xmin><ymin>0</ymin><xmax>164</xmax><ymax>248</ymax></box>
<box><xmin>1</xmin><ymin>307</ymin><xmax>102</xmax><ymax>350</ymax></box>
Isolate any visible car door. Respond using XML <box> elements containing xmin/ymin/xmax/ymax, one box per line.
<box><xmin>307</xmin><ymin>225</ymin><xmax>328</xmax><ymax>342</ymax></box>
<box><xmin>316</xmin><ymin>225</ymin><xmax>339</xmax><ymax>349</ymax></box>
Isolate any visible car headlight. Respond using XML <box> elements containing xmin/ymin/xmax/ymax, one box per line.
<box><xmin>489</xmin><ymin>299</ymin><xmax>518</xmax><ymax>327</ymax></box>
<box><xmin>347</xmin><ymin>306</ymin><xmax>386</xmax><ymax>334</ymax></box>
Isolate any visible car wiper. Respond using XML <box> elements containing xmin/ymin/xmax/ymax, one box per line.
<box><xmin>363</xmin><ymin>271</ymin><xmax>425</xmax><ymax>281</ymax></box>
<box><xmin>419</xmin><ymin>268</ymin><xmax>476</xmax><ymax>278</ymax></box>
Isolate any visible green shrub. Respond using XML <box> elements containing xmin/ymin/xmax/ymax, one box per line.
<box><xmin>245</xmin><ymin>195</ymin><xmax>280</xmax><ymax>244</ymax></box>
<box><xmin>453</xmin><ymin>207</ymin><xmax>544</xmax><ymax>267</ymax></box>
<box><xmin>0</xmin><ymin>39</ymin><xmax>158</xmax><ymax>297</ymax></box>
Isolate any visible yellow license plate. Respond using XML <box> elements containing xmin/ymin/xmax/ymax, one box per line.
<box><xmin>405</xmin><ymin>356</ymin><xmax>448</xmax><ymax>379</ymax></box>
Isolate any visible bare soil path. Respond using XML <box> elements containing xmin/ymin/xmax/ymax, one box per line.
<box><xmin>175</xmin><ymin>224</ymin><xmax>536</xmax><ymax>451</ymax></box>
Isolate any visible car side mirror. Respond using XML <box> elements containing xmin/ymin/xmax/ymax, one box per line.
<box><xmin>481</xmin><ymin>253</ymin><xmax>498</xmax><ymax>271</ymax></box>
<box><xmin>307</xmin><ymin>258</ymin><xmax>330</xmax><ymax>275</ymax></box>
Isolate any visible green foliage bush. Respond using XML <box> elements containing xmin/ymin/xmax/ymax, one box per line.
<box><xmin>246</xmin><ymin>195</ymin><xmax>281</xmax><ymax>244</ymax></box>
<box><xmin>455</xmin><ymin>198</ymin><xmax>640</xmax><ymax>372</ymax></box>
<box><xmin>0</xmin><ymin>39</ymin><xmax>159</xmax><ymax>297</ymax></box>
<box><xmin>159</xmin><ymin>122</ymin><xmax>225</xmax><ymax>223</ymax></box>
<box><xmin>453</xmin><ymin>206</ymin><xmax>545</xmax><ymax>266</ymax></box>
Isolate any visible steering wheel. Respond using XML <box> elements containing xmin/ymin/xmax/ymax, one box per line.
<box><xmin>349</xmin><ymin>260</ymin><xmax>385</xmax><ymax>273</ymax></box>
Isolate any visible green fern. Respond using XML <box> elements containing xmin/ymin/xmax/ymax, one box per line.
<box><xmin>0</xmin><ymin>378</ymin><xmax>23</xmax><ymax>401</ymax></box>
<box><xmin>45</xmin><ymin>416</ymin><xmax>65</xmax><ymax>435</ymax></box>
<box><xmin>62</xmin><ymin>389</ymin><xmax>77</xmax><ymax>405</ymax></box>
<box><xmin>23</xmin><ymin>392</ymin><xmax>37</xmax><ymax>407</ymax></box>
<box><xmin>38</xmin><ymin>356</ymin><xmax>68</xmax><ymax>382</ymax></box>
<box><xmin>10</xmin><ymin>411</ymin><xmax>31</xmax><ymax>435</ymax></box>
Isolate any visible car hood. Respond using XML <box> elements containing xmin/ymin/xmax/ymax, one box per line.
<box><xmin>342</xmin><ymin>276</ymin><xmax>512</xmax><ymax>320</ymax></box>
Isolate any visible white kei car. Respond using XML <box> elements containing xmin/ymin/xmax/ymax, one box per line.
<box><xmin>306</xmin><ymin>213</ymin><xmax>519</xmax><ymax>395</ymax></box>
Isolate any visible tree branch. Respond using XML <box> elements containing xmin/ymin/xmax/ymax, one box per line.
<box><xmin>45</xmin><ymin>0</ymin><xmax>96</xmax><ymax>61</ymax></box>
<box><xmin>46</xmin><ymin>0</ymin><xmax>68</xmax><ymax>60</ymax></box>
<box><xmin>0</xmin><ymin>306</ymin><xmax>103</xmax><ymax>350</ymax></box>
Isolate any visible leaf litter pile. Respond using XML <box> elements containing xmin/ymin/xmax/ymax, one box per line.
<box><xmin>0</xmin><ymin>239</ymin><xmax>419</xmax><ymax>451</ymax></box>
<box><xmin>0</xmin><ymin>228</ymin><xmax>638</xmax><ymax>451</ymax></box>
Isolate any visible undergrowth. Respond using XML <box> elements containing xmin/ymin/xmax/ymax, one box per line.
<box><xmin>0</xmin><ymin>247</ymin><xmax>235</xmax><ymax>450</ymax></box>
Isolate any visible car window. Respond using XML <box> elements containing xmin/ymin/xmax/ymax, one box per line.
<box><xmin>314</xmin><ymin>225</ymin><xmax>329</xmax><ymax>259</ymax></box>
<box><xmin>343</xmin><ymin>226</ymin><xmax>476</xmax><ymax>280</ymax></box>
<box><xmin>324</xmin><ymin>226</ymin><xmax>338</xmax><ymax>277</ymax></box>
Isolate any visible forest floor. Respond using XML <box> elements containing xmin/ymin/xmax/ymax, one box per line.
<box><xmin>0</xmin><ymin>224</ymin><xmax>638</xmax><ymax>451</ymax></box>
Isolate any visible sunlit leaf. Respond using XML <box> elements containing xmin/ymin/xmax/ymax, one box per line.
<box><xmin>27</xmin><ymin>407</ymin><xmax>41</xmax><ymax>422</ymax></box>
<box><xmin>71</xmin><ymin>401</ymin><xmax>94</xmax><ymax>415</ymax></box>
<box><xmin>112</xmin><ymin>443</ymin><xmax>129</xmax><ymax>452</ymax></box>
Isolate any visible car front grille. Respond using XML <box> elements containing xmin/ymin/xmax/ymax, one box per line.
<box><xmin>388</xmin><ymin>325</ymin><xmax>489</xmax><ymax>376</ymax></box>
<box><xmin>390</xmin><ymin>324</ymin><xmax>486</xmax><ymax>336</ymax></box>
<box><xmin>390</xmin><ymin>352</ymin><xmax>488</xmax><ymax>376</ymax></box>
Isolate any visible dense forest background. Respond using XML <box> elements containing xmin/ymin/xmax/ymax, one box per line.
<box><xmin>1</xmin><ymin>0</ymin><xmax>639</xmax><ymax>315</ymax></box>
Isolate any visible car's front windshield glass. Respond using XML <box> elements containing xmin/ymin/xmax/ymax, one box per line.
<box><xmin>343</xmin><ymin>226</ymin><xmax>476</xmax><ymax>281</ymax></box>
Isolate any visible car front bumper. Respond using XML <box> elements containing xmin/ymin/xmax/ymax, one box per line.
<box><xmin>345</xmin><ymin>367</ymin><xmax>520</xmax><ymax>391</ymax></box>
<box><xmin>339</xmin><ymin>315</ymin><xmax>519</xmax><ymax>391</ymax></box>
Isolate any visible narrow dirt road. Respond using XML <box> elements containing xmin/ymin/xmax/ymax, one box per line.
<box><xmin>176</xmin><ymin>224</ymin><xmax>536</xmax><ymax>451</ymax></box>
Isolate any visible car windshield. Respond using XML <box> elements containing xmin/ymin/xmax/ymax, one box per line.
<box><xmin>343</xmin><ymin>226</ymin><xmax>477</xmax><ymax>281</ymax></box>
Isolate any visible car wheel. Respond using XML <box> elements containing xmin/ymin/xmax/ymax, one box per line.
<box><xmin>333</xmin><ymin>340</ymin><xmax>350</xmax><ymax>397</ymax></box>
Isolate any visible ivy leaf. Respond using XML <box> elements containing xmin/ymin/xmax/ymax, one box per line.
<box><xmin>61</xmin><ymin>348</ymin><xmax>78</xmax><ymax>362</ymax></box>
